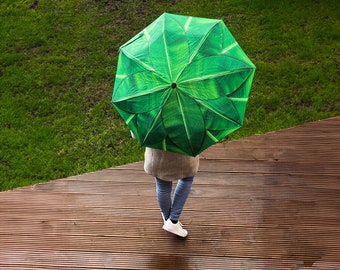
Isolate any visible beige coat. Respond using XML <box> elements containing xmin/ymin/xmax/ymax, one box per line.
<box><xmin>144</xmin><ymin>147</ymin><xmax>199</xmax><ymax>181</ymax></box>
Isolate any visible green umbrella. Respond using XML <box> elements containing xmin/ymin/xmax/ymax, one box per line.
<box><xmin>112</xmin><ymin>13</ymin><xmax>256</xmax><ymax>156</ymax></box>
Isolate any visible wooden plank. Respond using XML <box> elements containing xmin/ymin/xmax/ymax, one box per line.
<box><xmin>28</xmin><ymin>173</ymin><xmax>340</xmax><ymax>191</ymax></box>
<box><xmin>196</xmin><ymin>173</ymin><xmax>340</xmax><ymax>190</ymax></box>
<box><xmin>0</xmin><ymin>250</ymin><xmax>308</xmax><ymax>270</ymax></box>
<box><xmin>0</xmin><ymin>217</ymin><xmax>288</xmax><ymax>236</ymax></box>
<box><xmin>4</xmin><ymin>183</ymin><xmax>340</xmax><ymax>202</ymax></box>
<box><xmin>199</xmin><ymin>159</ymin><xmax>340</xmax><ymax>175</ymax></box>
<box><xmin>1</xmin><ymin>189</ymin><xmax>339</xmax><ymax>226</ymax></box>
<box><xmin>0</xmin><ymin>228</ymin><xmax>339</xmax><ymax>262</ymax></box>
<box><xmin>1</xmin><ymin>217</ymin><xmax>340</xmax><ymax>251</ymax></box>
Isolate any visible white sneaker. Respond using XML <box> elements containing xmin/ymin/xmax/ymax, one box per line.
<box><xmin>162</xmin><ymin>219</ymin><xmax>188</xmax><ymax>237</ymax></box>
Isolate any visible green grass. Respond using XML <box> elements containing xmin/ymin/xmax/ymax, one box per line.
<box><xmin>1</xmin><ymin>0</ymin><xmax>339</xmax><ymax>191</ymax></box>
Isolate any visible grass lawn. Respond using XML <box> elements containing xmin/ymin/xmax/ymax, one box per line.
<box><xmin>1</xmin><ymin>0</ymin><xmax>339</xmax><ymax>191</ymax></box>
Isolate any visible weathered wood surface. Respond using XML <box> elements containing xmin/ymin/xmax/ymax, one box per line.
<box><xmin>1</xmin><ymin>116</ymin><xmax>339</xmax><ymax>270</ymax></box>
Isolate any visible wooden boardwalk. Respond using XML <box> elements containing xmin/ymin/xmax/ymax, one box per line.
<box><xmin>1</xmin><ymin>117</ymin><xmax>340</xmax><ymax>270</ymax></box>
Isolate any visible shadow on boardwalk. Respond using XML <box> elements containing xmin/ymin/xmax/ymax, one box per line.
<box><xmin>1</xmin><ymin>117</ymin><xmax>340</xmax><ymax>269</ymax></box>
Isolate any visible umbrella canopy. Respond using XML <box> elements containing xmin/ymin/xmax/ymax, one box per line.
<box><xmin>112</xmin><ymin>13</ymin><xmax>256</xmax><ymax>156</ymax></box>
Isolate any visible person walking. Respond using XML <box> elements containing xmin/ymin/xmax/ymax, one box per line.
<box><xmin>144</xmin><ymin>147</ymin><xmax>199</xmax><ymax>238</ymax></box>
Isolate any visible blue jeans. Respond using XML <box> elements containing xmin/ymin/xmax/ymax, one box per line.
<box><xmin>155</xmin><ymin>176</ymin><xmax>194</xmax><ymax>221</ymax></box>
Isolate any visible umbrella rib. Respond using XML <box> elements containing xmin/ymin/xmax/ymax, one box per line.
<box><xmin>174</xmin><ymin>21</ymin><xmax>220</xmax><ymax>82</ymax></box>
<box><xmin>195</xmin><ymin>99</ymin><xmax>242</xmax><ymax>126</ymax></box>
<box><xmin>121</xmin><ymin>49</ymin><xmax>155</xmax><ymax>73</ymax></box>
<box><xmin>142</xmin><ymin>90</ymin><xmax>172</xmax><ymax>145</ymax></box>
<box><xmin>206</xmin><ymin>130</ymin><xmax>220</xmax><ymax>143</ymax></box>
<box><xmin>162</xmin><ymin>138</ymin><xmax>167</xmax><ymax>151</ymax></box>
<box><xmin>184</xmin><ymin>16</ymin><xmax>193</xmax><ymax>31</ymax></box>
<box><xmin>221</xmin><ymin>42</ymin><xmax>238</xmax><ymax>54</ymax></box>
<box><xmin>175</xmin><ymin>91</ymin><xmax>194</xmax><ymax>151</ymax></box>
<box><xmin>229</xmin><ymin>97</ymin><xmax>248</xmax><ymax>102</ymax></box>
<box><xmin>113</xmin><ymin>85</ymin><xmax>169</xmax><ymax>102</ymax></box>
<box><xmin>126</xmin><ymin>114</ymin><xmax>135</xmax><ymax>125</ymax></box>
<box><xmin>180</xmin><ymin>68</ymin><xmax>251</xmax><ymax>84</ymax></box>
<box><xmin>207</xmin><ymin>125</ymin><xmax>240</xmax><ymax>142</ymax></box>
<box><xmin>162</xmin><ymin>26</ymin><xmax>172</xmax><ymax>80</ymax></box>
<box><xmin>141</xmin><ymin>108</ymin><xmax>163</xmax><ymax>145</ymax></box>
<box><xmin>187</xmin><ymin>21</ymin><xmax>220</xmax><ymax>64</ymax></box>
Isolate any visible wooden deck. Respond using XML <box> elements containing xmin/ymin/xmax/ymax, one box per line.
<box><xmin>1</xmin><ymin>117</ymin><xmax>340</xmax><ymax>270</ymax></box>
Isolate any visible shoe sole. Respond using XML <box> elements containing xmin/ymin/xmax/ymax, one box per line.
<box><xmin>162</xmin><ymin>224</ymin><xmax>188</xmax><ymax>238</ymax></box>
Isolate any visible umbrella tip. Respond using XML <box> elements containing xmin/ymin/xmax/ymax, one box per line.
<box><xmin>171</xmin><ymin>83</ymin><xmax>177</xmax><ymax>89</ymax></box>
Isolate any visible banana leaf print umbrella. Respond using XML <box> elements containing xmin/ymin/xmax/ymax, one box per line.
<box><xmin>112</xmin><ymin>13</ymin><xmax>256</xmax><ymax>156</ymax></box>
